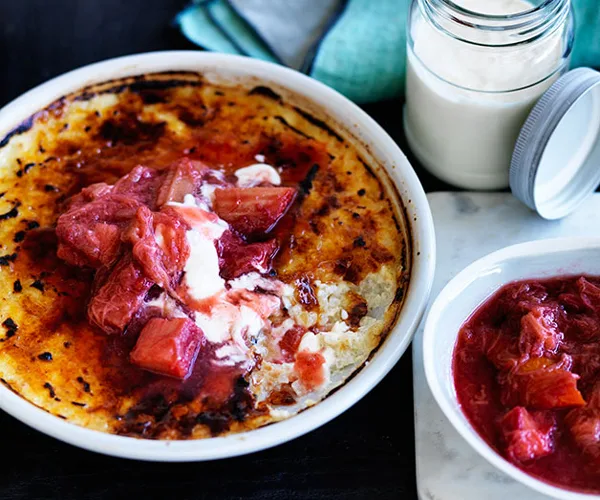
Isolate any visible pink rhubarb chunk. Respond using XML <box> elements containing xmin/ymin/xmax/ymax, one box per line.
<box><xmin>500</xmin><ymin>406</ymin><xmax>555</xmax><ymax>463</ymax></box>
<box><xmin>130</xmin><ymin>317</ymin><xmax>204</xmax><ymax>379</ymax></box>
<box><xmin>213</xmin><ymin>187</ymin><xmax>296</xmax><ymax>236</ymax></box>
<box><xmin>88</xmin><ymin>255</ymin><xmax>153</xmax><ymax>334</ymax></box>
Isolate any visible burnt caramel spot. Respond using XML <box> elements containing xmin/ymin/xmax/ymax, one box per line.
<box><xmin>326</xmin><ymin>195</ymin><xmax>341</xmax><ymax>209</ymax></box>
<box><xmin>127</xmin><ymin>78</ymin><xmax>203</xmax><ymax>94</ymax></box>
<box><xmin>138</xmin><ymin>92</ymin><xmax>167</xmax><ymax>105</ymax></box>
<box><xmin>309</xmin><ymin>220</ymin><xmax>321</xmax><ymax>235</ymax></box>
<box><xmin>316</xmin><ymin>204</ymin><xmax>330</xmax><ymax>217</ymax></box>
<box><xmin>343</xmin><ymin>263</ymin><xmax>361</xmax><ymax>284</ymax></box>
<box><xmin>0</xmin><ymin>253</ymin><xmax>17</xmax><ymax>266</ymax></box>
<box><xmin>74</xmin><ymin>78</ymin><xmax>202</xmax><ymax>103</ymax></box>
<box><xmin>38</xmin><ymin>352</ymin><xmax>53</xmax><ymax>361</ymax></box>
<box><xmin>2</xmin><ymin>318</ymin><xmax>18</xmax><ymax>331</ymax></box>
<box><xmin>22</xmin><ymin>228</ymin><xmax>57</xmax><ymax>263</ymax></box>
<box><xmin>358</xmin><ymin>156</ymin><xmax>377</xmax><ymax>179</ymax></box>
<box><xmin>267</xmin><ymin>386</ymin><xmax>296</xmax><ymax>406</ymax></box>
<box><xmin>177</xmin><ymin>107</ymin><xmax>207</xmax><ymax>127</ymax></box>
<box><xmin>96</xmin><ymin>114</ymin><xmax>166</xmax><ymax>147</ymax></box>
<box><xmin>347</xmin><ymin>299</ymin><xmax>368</xmax><ymax>328</ymax></box>
<box><xmin>43</xmin><ymin>382</ymin><xmax>56</xmax><ymax>398</ymax></box>
<box><xmin>194</xmin><ymin>412</ymin><xmax>230</xmax><ymax>436</ymax></box>
<box><xmin>353</xmin><ymin>236</ymin><xmax>366</xmax><ymax>248</ymax></box>
<box><xmin>0</xmin><ymin>115</ymin><xmax>36</xmax><ymax>149</ymax></box>
<box><xmin>371</xmin><ymin>245</ymin><xmax>394</xmax><ymax>263</ymax></box>
<box><xmin>31</xmin><ymin>280</ymin><xmax>45</xmax><ymax>292</ymax></box>
<box><xmin>319</xmin><ymin>170</ymin><xmax>344</xmax><ymax>193</ymax></box>
<box><xmin>13</xmin><ymin>231</ymin><xmax>25</xmax><ymax>243</ymax></box>
<box><xmin>293</xmin><ymin>106</ymin><xmax>344</xmax><ymax>142</ymax></box>
<box><xmin>295</xmin><ymin>276</ymin><xmax>318</xmax><ymax>310</ymax></box>
<box><xmin>116</xmin><ymin>373</ymin><xmax>259</xmax><ymax>438</ymax></box>
<box><xmin>299</xmin><ymin>164</ymin><xmax>319</xmax><ymax>195</ymax></box>
<box><xmin>13</xmin><ymin>280</ymin><xmax>22</xmax><ymax>293</ymax></box>
<box><xmin>0</xmin><ymin>206</ymin><xmax>19</xmax><ymax>221</ymax></box>
<box><xmin>274</xmin><ymin>116</ymin><xmax>313</xmax><ymax>140</ymax></box>
<box><xmin>334</xmin><ymin>258</ymin><xmax>351</xmax><ymax>276</ymax></box>
<box><xmin>77</xmin><ymin>376</ymin><xmax>91</xmax><ymax>393</ymax></box>
<box><xmin>248</xmin><ymin>86</ymin><xmax>282</xmax><ymax>101</ymax></box>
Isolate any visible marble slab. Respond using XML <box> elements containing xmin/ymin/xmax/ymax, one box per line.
<box><xmin>414</xmin><ymin>192</ymin><xmax>600</xmax><ymax>500</ymax></box>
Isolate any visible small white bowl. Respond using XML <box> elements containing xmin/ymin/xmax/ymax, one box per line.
<box><xmin>424</xmin><ymin>236</ymin><xmax>600</xmax><ymax>500</ymax></box>
<box><xmin>0</xmin><ymin>51</ymin><xmax>435</xmax><ymax>461</ymax></box>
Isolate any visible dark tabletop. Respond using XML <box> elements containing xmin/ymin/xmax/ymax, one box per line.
<box><xmin>0</xmin><ymin>2</ymin><xmax>454</xmax><ymax>499</ymax></box>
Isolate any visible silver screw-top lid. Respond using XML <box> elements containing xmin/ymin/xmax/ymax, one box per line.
<box><xmin>510</xmin><ymin>67</ymin><xmax>600</xmax><ymax>220</ymax></box>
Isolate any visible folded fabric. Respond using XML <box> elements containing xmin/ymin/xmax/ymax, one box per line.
<box><xmin>176</xmin><ymin>0</ymin><xmax>600</xmax><ymax>104</ymax></box>
<box><xmin>572</xmin><ymin>0</ymin><xmax>600</xmax><ymax>69</ymax></box>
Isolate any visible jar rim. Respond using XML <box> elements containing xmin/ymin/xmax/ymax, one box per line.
<box><xmin>420</xmin><ymin>0</ymin><xmax>571</xmax><ymax>47</ymax></box>
<box><xmin>438</xmin><ymin>0</ymin><xmax>557</xmax><ymax>22</ymax></box>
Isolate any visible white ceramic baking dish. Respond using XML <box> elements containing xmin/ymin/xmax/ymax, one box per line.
<box><xmin>0</xmin><ymin>51</ymin><xmax>435</xmax><ymax>461</ymax></box>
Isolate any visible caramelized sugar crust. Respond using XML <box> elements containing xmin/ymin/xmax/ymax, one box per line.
<box><xmin>0</xmin><ymin>73</ymin><xmax>408</xmax><ymax>438</ymax></box>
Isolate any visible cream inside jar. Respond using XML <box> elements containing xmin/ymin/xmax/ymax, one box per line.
<box><xmin>404</xmin><ymin>0</ymin><xmax>573</xmax><ymax>190</ymax></box>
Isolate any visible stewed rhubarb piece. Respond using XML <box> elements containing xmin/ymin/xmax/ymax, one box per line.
<box><xmin>499</xmin><ymin>407</ymin><xmax>555</xmax><ymax>463</ymax></box>
<box><xmin>88</xmin><ymin>255</ymin><xmax>153</xmax><ymax>334</ymax></box>
<box><xmin>130</xmin><ymin>317</ymin><xmax>204</xmax><ymax>379</ymax></box>
<box><xmin>156</xmin><ymin>158</ymin><xmax>207</xmax><ymax>206</ymax></box>
<box><xmin>213</xmin><ymin>187</ymin><xmax>296</xmax><ymax>236</ymax></box>
<box><xmin>216</xmin><ymin>230</ymin><xmax>279</xmax><ymax>279</ymax></box>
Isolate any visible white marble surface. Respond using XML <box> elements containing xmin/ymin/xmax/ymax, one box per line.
<box><xmin>413</xmin><ymin>192</ymin><xmax>600</xmax><ymax>500</ymax></box>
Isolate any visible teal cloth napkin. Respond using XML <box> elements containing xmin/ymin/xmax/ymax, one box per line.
<box><xmin>176</xmin><ymin>0</ymin><xmax>600</xmax><ymax>104</ymax></box>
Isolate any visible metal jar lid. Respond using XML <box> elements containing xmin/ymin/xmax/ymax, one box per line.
<box><xmin>510</xmin><ymin>67</ymin><xmax>600</xmax><ymax>220</ymax></box>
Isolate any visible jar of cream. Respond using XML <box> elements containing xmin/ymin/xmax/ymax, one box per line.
<box><xmin>404</xmin><ymin>0</ymin><xmax>574</xmax><ymax>190</ymax></box>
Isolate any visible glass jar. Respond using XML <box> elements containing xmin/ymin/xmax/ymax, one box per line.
<box><xmin>404</xmin><ymin>0</ymin><xmax>574</xmax><ymax>190</ymax></box>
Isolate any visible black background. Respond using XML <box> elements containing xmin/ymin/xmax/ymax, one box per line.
<box><xmin>0</xmin><ymin>1</ymin><xmax>453</xmax><ymax>499</ymax></box>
